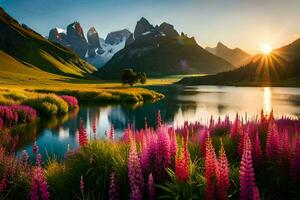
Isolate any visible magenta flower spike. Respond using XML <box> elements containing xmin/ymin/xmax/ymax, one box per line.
<box><xmin>239</xmin><ymin>133</ymin><xmax>260</xmax><ymax>200</ymax></box>
<box><xmin>147</xmin><ymin>173</ymin><xmax>156</xmax><ymax>200</ymax></box>
<box><xmin>204</xmin><ymin>136</ymin><xmax>217</xmax><ymax>200</ymax></box>
<box><xmin>30</xmin><ymin>167</ymin><xmax>50</xmax><ymax>200</ymax></box>
<box><xmin>216</xmin><ymin>140</ymin><xmax>230</xmax><ymax>200</ymax></box>
<box><xmin>80</xmin><ymin>175</ymin><xmax>84</xmax><ymax>193</ymax></box>
<box><xmin>78</xmin><ymin>119</ymin><xmax>88</xmax><ymax>147</ymax></box>
<box><xmin>109</xmin><ymin>172</ymin><xmax>120</xmax><ymax>200</ymax></box>
<box><xmin>109</xmin><ymin>124</ymin><xmax>115</xmax><ymax>142</ymax></box>
<box><xmin>175</xmin><ymin>146</ymin><xmax>190</xmax><ymax>182</ymax></box>
<box><xmin>292</xmin><ymin>136</ymin><xmax>300</xmax><ymax>182</ymax></box>
<box><xmin>266</xmin><ymin>122</ymin><xmax>280</xmax><ymax>161</ymax></box>
<box><xmin>128</xmin><ymin>140</ymin><xmax>144</xmax><ymax>199</ymax></box>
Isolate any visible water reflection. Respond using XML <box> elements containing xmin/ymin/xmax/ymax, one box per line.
<box><xmin>15</xmin><ymin>85</ymin><xmax>300</xmax><ymax>158</ymax></box>
<box><xmin>263</xmin><ymin>87</ymin><xmax>272</xmax><ymax>115</ymax></box>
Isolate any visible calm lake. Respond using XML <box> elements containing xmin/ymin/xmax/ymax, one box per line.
<box><xmin>16</xmin><ymin>85</ymin><xmax>300</xmax><ymax>159</ymax></box>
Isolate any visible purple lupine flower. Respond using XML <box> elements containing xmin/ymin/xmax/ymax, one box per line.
<box><xmin>33</xmin><ymin>140</ymin><xmax>39</xmax><ymax>154</ymax></box>
<box><xmin>36</xmin><ymin>153</ymin><xmax>42</xmax><ymax>167</ymax></box>
<box><xmin>22</xmin><ymin>150</ymin><xmax>29</xmax><ymax>165</ymax></box>
<box><xmin>216</xmin><ymin>140</ymin><xmax>230</xmax><ymax>200</ymax></box>
<box><xmin>109</xmin><ymin>125</ymin><xmax>115</xmax><ymax>142</ymax></box>
<box><xmin>292</xmin><ymin>136</ymin><xmax>300</xmax><ymax>182</ymax></box>
<box><xmin>109</xmin><ymin>172</ymin><xmax>119</xmax><ymax>200</ymax></box>
<box><xmin>266</xmin><ymin>122</ymin><xmax>281</xmax><ymax>161</ymax></box>
<box><xmin>128</xmin><ymin>140</ymin><xmax>144</xmax><ymax>199</ymax></box>
<box><xmin>204</xmin><ymin>136</ymin><xmax>217</xmax><ymax>200</ymax></box>
<box><xmin>30</xmin><ymin>167</ymin><xmax>50</xmax><ymax>200</ymax></box>
<box><xmin>147</xmin><ymin>173</ymin><xmax>156</xmax><ymax>200</ymax></box>
<box><xmin>80</xmin><ymin>175</ymin><xmax>84</xmax><ymax>193</ymax></box>
<box><xmin>239</xmin><ymin>133</ymin><xmax>260</xmax><ymax>200</ymax></box>
<box><xmin>169</xmin><ymin>127</ymin><xmax>178</xmax><ymax>158</ymax></box>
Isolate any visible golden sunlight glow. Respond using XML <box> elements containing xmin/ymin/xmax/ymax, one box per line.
<box><xmin>260</xmin><ymin>44</ymin><xmax>272</xmax><ymax>54</ymax></box>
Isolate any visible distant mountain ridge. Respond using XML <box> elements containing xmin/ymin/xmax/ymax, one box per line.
<box><xmin>179</xmin><ymin>38</ymin><xmax>300</xmax><ymax>86</ymax></box>
<box><xmin>0</xmin><ymin>7</ymin><xmax>96</xmax><ymax>79</ymax></box>
<box><xmin>205</xmin><ymin>42</ymin><xmax>251</xmax><ymax>67</ymax></box>
<box><xmin>48</xmin><ymin>25</ymin><xmax>132</xmax><ymax>68</ymax></box>
<box><xmin>95</xmin><ymin>17</ymin><xmax>235</xmax><ymax>78</ymax></box>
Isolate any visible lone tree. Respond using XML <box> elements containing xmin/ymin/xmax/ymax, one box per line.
<box><xmin>122</xmin><ymin>68</ymin><xmax>147</xmax><ymax>87</ymax></box>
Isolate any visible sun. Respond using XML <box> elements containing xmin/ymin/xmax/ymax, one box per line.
<box><xmin>260</xmin><ymin>44</ymin><xmax>272</xmax><ymax>54</ymax></box>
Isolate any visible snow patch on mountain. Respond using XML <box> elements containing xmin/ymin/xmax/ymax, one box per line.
<box><xmin>86</xmin><ymin>38</ymin><xmax>126</xmax><ymax>68</ymax></box>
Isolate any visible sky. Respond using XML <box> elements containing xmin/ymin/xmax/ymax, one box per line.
<box><xmin>1</xmin><ymin>0</ymin><xmax>300</xmax><ymax>53</ymax></box>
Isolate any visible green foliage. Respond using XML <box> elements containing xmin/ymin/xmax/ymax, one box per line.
<box><xmin>45</xmin><ymin>141</ymin><xmax>129</xmax><ymax>199</ymax></box>
<box><xmin>157</xmin><ymin>160</ymin><xmax>205</xmax><ymax>199</ymax></box>
<box><xmin>22</xmin><ymin>94</ymin><xmax>68</xmax><ymax>116</ymax></box>
<box><xmin>122</xmin><ymin>68</ymin><xmax>147</xmax><ymax>87</ymax></box>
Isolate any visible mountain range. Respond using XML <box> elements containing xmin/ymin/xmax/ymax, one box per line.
<box><xmin>0</xmin><ymin>7</ymin><xmax>96</xmax><ymax>80</ymax></box>
<box><xmin>205</xmin><ymin>42</ymin><xmax>251</xmax><ymax>67</ymax></box>
<box><xmin>179</xmin><ymin>38</ymin><xmax>300</xmax><ymax>86</ymax></box>
<box><xmin>48</xmin><ymin>24</ymin><xmax>131</xmax><ymax>68</ymax></box>
<box><xmin>95</xmin><ymin>17</ymin><xmax>235</xmax><ymax>78</ymax></box>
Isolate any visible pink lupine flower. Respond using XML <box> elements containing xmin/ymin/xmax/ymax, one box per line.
<box><xmin>33</xmin><ymin>140</ymin><xmax>39</xmax><ymax>154</ymax></box>
<box><xmin>291</xmin><ymin>136</ymin><xmax>300</xmax><ymax>182</ymax></box>
<box><xmin>22</xmin><ymin>150</ymin><xmax>29</xmax><ymax>165</ymax></box>
<box><xmin>109</xmin><ymin>172</ymin><xmax>119</xmax><ymax>200</ymax></box>
<box><xmin>199</xmin><ymin>129</ymin><xmax>209</xmax><ymax>157</ymax></box>
<box><xmin>230</xmin><ymin>113</ymin><xmax>240</xmax><ymax>139</ymax></box>
<box><xmin>80</xmin><ymin>175</ymin><xmax>84</xmax><ymax>193</ymax></box>
<box><xmin>266</xmin><ymin>122</ymin><xmax>281</xmax><ymax>161</ymax></box>
<box><xmin>281</xmin><ymin>130</ymin><xmax>291</xmax><ymax>161</ymax></box>
<box><xmin>205</xmin><ymin>136</ymin><xmax>217</xmax><ymax>200</ymax></box>
<box><xmin>36</xmin><ymin>153</ymin><xmax>42</xmax><ymax>167</ymax></box>
<box><xmin>128</xmin><ymin>140</ymin><xmax>144</xmax><ymax>199</ymax></box>
<box><xmin>157</xmin><ymin>126</ymin><xmax>171</xmax><ymax>171</ymax></box>
<box><xmin>109</xmin><ymin>125</ymin><xmax>115</xmax><ymax>142</ymax></box>
<box><xmin>30</xmin><ymin>167</ymin><xmax>50</xmax><ymax>200</ymax></box>
<box><xmin>253</xmin><ymin>132</ymin><xmax>262</xmax><ymax>165</ymax></box>
<box><xmin>169</xmin><ymin>127</ymin><xmax>178</xmax><ymax>158</ymax></box>
<box><xmin>157</xmin><ymin>110</ymin><xmax>162</xmax><ymax>127</ymax></box>
<box><xmin>78</xmin><ymin>119</ymin><xmax>88</xmax><ymax>147</ymax></box>
<box><xmin>147</xmin><ymin>173</ymin><xmax>156</xmax><ymax>200</ymax></box>
<box><xmin>239</xmin><ymin>134</ymin><xmax>260</xmax><ymax>200</ymax></box>
<box><xmin>0</xmin><ymin>171</ymin><xmax>7</xmax><ymax>192</ymax></box>
<box><xmin>216</xmin><ymin>140</ymin><xmax>230</xmax><ymax>200</ymax></box>
<box><xmin>130</xmin><ymin>185</ymin><xmax>142</xmax><ymax>200</ymax></box>
<box><xmin>175</xmin><ymin>147</ymin><xmax>189</xmax><ymax>182</ymax></box>
<box><xmin>60</xmin><ymin>95</ymin><xmax>78</xmax><ymax>110</ymax></box>
<box><xmin>92</xmin><ymin>118</ymin><xmax>97</xmax><ymax>140</ymax></box>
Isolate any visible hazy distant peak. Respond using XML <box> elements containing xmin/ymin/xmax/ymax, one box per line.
<box><xmin>206</xmin><ymin>42</ymin><xmax>251</xmax><ymax>67</ymax></box>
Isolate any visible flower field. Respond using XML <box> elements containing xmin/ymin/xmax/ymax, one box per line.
<box><xmin>0</xmin><ymin>110</ymin><xmax>300</xmax><ymax>199</ymax></box>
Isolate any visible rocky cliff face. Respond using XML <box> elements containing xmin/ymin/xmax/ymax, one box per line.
<box><xmin>48</xmin><ymin>22</ymin><xmax>132</xmax><ymax>67</ymax></box>
<box><xmin>133</xmin><ymin>17</ymin><xmax>155</xmax><ymax>39</ymax></box>
<box><xmin>158</xmin><ymin>22</ymin><xmax>179</xmax><ymax>37</ymax></box>
<box><xmin>66</xmin><ymin>22</ymin><xmax>89</xmax><ymax>58</ymax></box>
<box><xmin>105</xmin><ymin>29</ymin><xmax>131</xmax><ymax>45</ymax></box>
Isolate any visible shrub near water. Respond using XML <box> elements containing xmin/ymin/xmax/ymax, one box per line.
<box><xmin>22</xmin><ymin>94</ymin><xmax>68</xmax><ymax>116</ymax></box>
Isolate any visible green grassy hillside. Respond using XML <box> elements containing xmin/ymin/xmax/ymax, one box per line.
<box><xmin>0</xmin><ymin>7</ymin><xmax>96</xmax><ymax>78</ymax></box>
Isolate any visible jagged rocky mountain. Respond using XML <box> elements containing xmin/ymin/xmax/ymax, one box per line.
<box><xmin>48</xmin><ymin>24</ymin><xmax>131</xmax><ymax>67</ymax></box>
<box><xmin>205</xmin><ymin>42</ymin><xmax>251</xmax><ymax>67</ymax></box>
<box><xmin>95</xmin><ymin>17</ymin><xmax>235</xmax><ymax>78</ymax></box>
